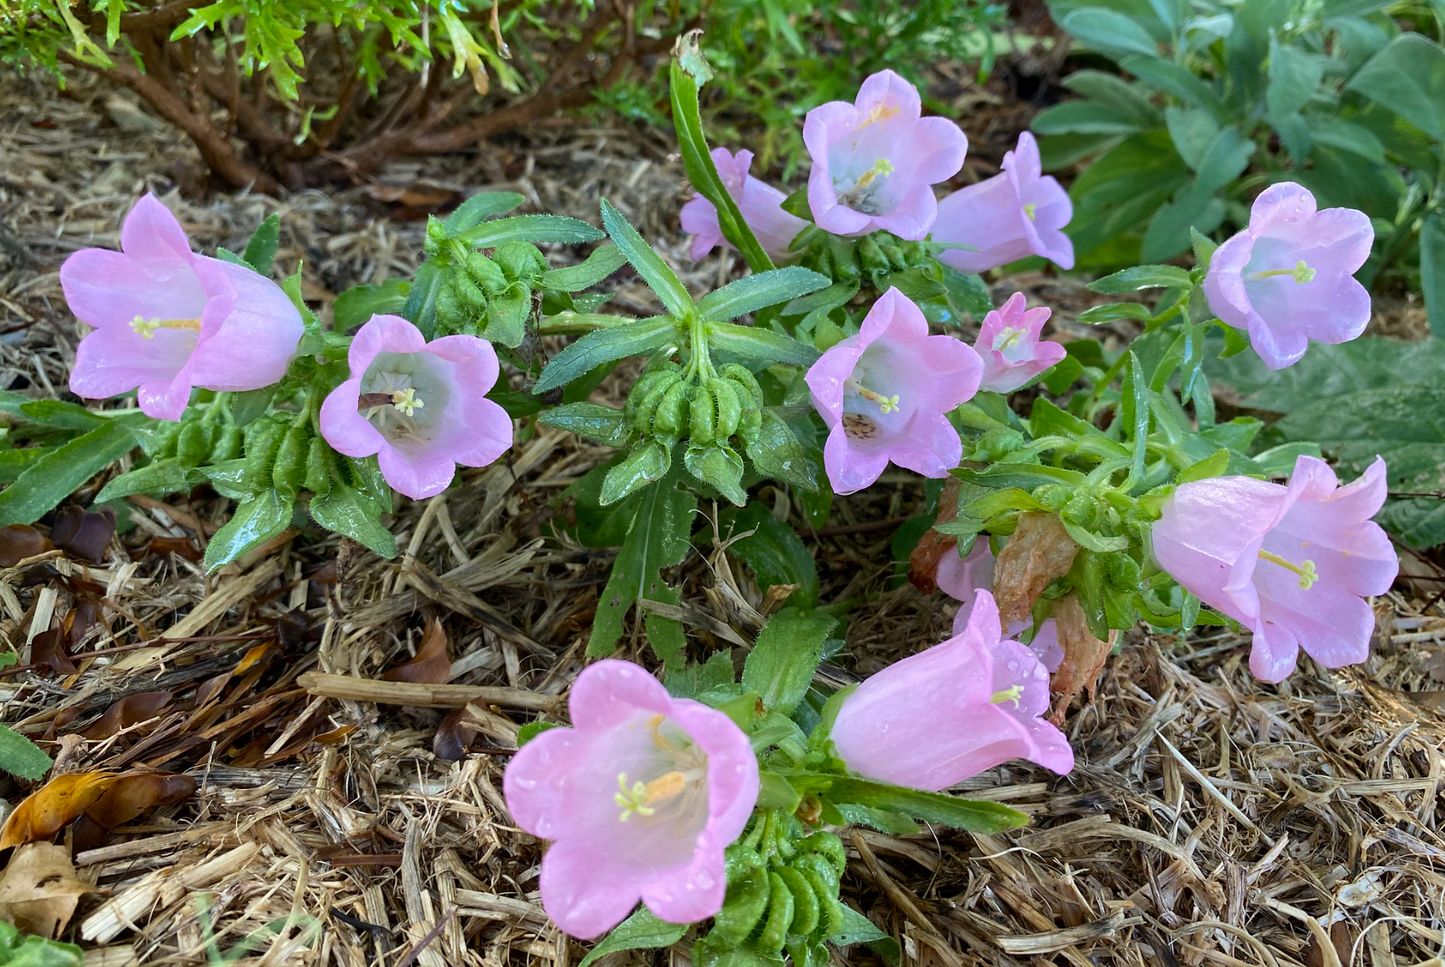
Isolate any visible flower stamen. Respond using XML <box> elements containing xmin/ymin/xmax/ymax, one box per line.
<box><xmin>1023</xmin><ymin>203</ymin><xmax>1037</xmax><ymax>221</ymax></box>
<box><xmin>614</xmin><ymin>773</ymin><xmax>657</xmax><ymax>822</ymax></box>
<box><xmin>1258</xmin><ymin>549</ymin><xmax>1319</xmax><ymax>590</ymax></box>
<box><xmin>993</xmin><ymin>326</ymin><xmax>1025</xmax><ymax>351</ymax></box>
<box><xmin>990</xmin><ymin>685</ymin><xmax>1025</xmax><ymax>707</ymax></box>
<box><xmin>858</xmin><ymin>103</ymin><xmax>901</xmax><ymax>128</ymax></box>
<box><xmin>391</xmin><ymin>387</ymin><xmax>424</xmax><ymax>417</ymax></box>
<box><xmin>1250</xmin><ymin>260</ymin><xmax>1316</xmax><ymax>284</ymax></box>
<box><xmin>844</xmin><ymin>377</ymin><xmax>901</xmax><ymax>415</ymax></box>
<box><xmin>130</xmin><ymin>316</ymin><xmax>202</xmax><ymax>340</ymax></box>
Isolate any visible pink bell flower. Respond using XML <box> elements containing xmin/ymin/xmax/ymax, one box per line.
<box><xmin>934</xmin><ymin>132</ymin><xmax>1074</xmax><ymax>273</ymax></box>
<box><xmin>679</xmin><ymin>148</ymin><xmax>808</xmax><ymax>262</ymax></box>
<box><xmin>59</xmin><ymin>193</ymin><xmax>304</xmax><ymax>421</ymax></box>
<box><xmin>502</xmin><ymin>660</ymin><xmax>760</xmax><ymax>939</ymax></box>
<box><xmin>830</xmin><ymin>589</ymin><xmax>1074</xmax><ymax>790</ymax></box>
<box><xmin>1152</xmin><ymin>455</ymin><xmax>1397</xmax><ymax>682</ymax></box>
<box><xmin>803</xmin><ymin>70</ymin><xmax>967</xmax><ymax>240</ymax></box>
<box><xmin>973</xmin><ymin>292</ymin><xmax>1068</xmax><ymax>393</ymax></box>
<box><xmin>937</xmin><ymin>541</ymin><xmax>1063</xmax><ymax>672</ymax></box>
<box><xmin>805</xmin><ymin>287</ymin><xmax>983</xmax><ymax>495</ymax></box>
<box><xmin>1202</xmin><ymin>182</ymin><xmax>1374</xmax><ymax>371</ymax></box>
<box><xmin>318</xmin><ymin>314</ymin><xmax>512</xmax><ymax>500</ymax></box>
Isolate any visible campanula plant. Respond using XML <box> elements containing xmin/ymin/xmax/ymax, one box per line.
<box><xmin>3</xmin><ymin>27</ymin><xmax>1408</xmax><ymax>967</ymax></box>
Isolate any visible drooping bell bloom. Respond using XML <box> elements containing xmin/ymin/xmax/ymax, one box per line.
<box><xmin>973</xmin><ymin>292</ymin><xmax>1067</xmax><ymax>394</ymax></box>
<box><xmin>937</xmin><ymin>541</ymin><xmax>1063</xmax><ymax>671</ymax></box>
<box><xmin>805</xmin><ymin>287</ymin><xmax>982</xmax><ymax>495</ymax></box>
<box><xmin>59</xmin><ymin>193</ymin><xmax>304</xmax><ymax>421</ymax></box>
<box><xmin>831</xmin><ymin>590</ymin><xmax>1074</xmax><ymax>790</ymax></box>
<box><xmin>934</xmin><ymin>132</ymin><xmax>1074</xmax><ymax>273</ymax></box>
<box><xmin>1202</xmin><ymin>182</ymin><xmax>1373</xmax><ymax>371</ymax></box>
<box><xmin>318</xmin><ymin>314</ymin><xmax>512</xmax><ymax>500</ymax></box>
<box><xmin>503</xmin><ymin>660</ymin><xmax>759</xmax><ymax>939</ymax></box>
<box><xmin>679</xmin><ymin>148</ymin><xmax>808</xmax><ymax>262</ymax></box>
<box><xmin>1152</xmin><ymin>455</ymin><xmax>1397</xmax><ymax>682</ymax></box>
<box><xmin>803</xmin><ymin>70</ymin><xmax>967</xmax><ymax>240</ymax></box>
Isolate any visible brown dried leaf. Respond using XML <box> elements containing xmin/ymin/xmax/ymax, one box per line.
<box><xmin>433</xmin><ymin>708</ymin><xmax>480</xmax><ymax>762</ymax></box>
<box><xmin>145</xmin><ymin>535</ymin><xmax>203</xmax><ymax>562</ymax></box>
<box><xmin>993</xmin><ymin>513</ymin><xmax>1079</xmax><ymax>625</ymax></box>
<box><xmin>0</xmin><ymin>524</ymin><xmax>52</xmax><ymax>567</ymax></box>
<box><xmin>28</xmin><ymin>629</ymin><xmax>76</xmax><ymax>677</ymax></box>
<box><xmin>1048</xmin><ymin>594</ymin><xmax>1116</xmax><ymax>726</ymax></box>
<box><xmin>0</xmin><ymin>772</ymin><xmax>118</xmax><ymax>849</ymax></box>
<box><xmin>76</xmin><ymin>691</ymin><xmax>174</xmax><ymax>739</ymax></box>
<box><xmin>0</xmin><ymin>843</ymin><xmax>96</xmax><ymax>938</ymax></box>
<box><xmin>907</xmin><ymin>479</ymin><xmax>960</xmax><ymax>594</ymax></box>
<box><xmin>83</xmin><ymin>772</ymin><xmax>197</xmax><ymax>829</ymax></box>
<box><xmin>383</xmin><ymin>618</ymin><xmax>451</xmax><ymax>685</ymax></box>
<box><xmin>49</xmin><ymin>506</ymin><xmax>115</xmax><ymax>564</ymax></box>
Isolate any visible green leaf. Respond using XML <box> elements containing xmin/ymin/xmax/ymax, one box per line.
<box><xmin>537</xmin><ymin>403</ymin><xmax>631</xmax><ymax>447</ymax></box>
<box><xmin>600</xmin><ymin>200</ymin><xmax>694</xmax><ymax>318</ymax></box>
<box><xmin>683</xmin><ymin>444</ymin><xmax>748</xmax><ymax>506</ymax></box>
<box><xmin>664</xmin><ymin>649</ymin><xmax>735</xmax><ymax>699</ymax></box>
<box><xmin>601</xmin><ymin>440</ymin><xmax>672</xmax><ymax>506</ymax></box>
<box><xmin>402</xmin><ymin>261</ymin><xmax>446</xmax><ymax>338</ymax></box>
<box><xmin>745</xmin><ymin>411</ymin><xmax>821</xmax><ymax>491</ymax></box>
<box><xmin>13</xmin><ymin>400</ymin><xmax>105</xmax><ymax>431</ymax></box>
<box><xmin>533</xmin><ymin>316</ymin><xmax>678</xmax><ymax>394</ymax></box>
<box><xmin>940</xmin><ymin>267</ymin><xmax>994</xmax><ymax>322</ymax></box>
<box><xmin>1205</xmin><ymin>336</ymin><xmax>1445</xmax><ymax>412</ymax></box>
<box><xmin>0</xmin><ymin>422</ymin><xmax>136</xmax><ymax>527</ymax></box>
<box><xmin>670</xmin><ymin>40</ymin><xmax>777</xmax><ymax>274</ymax></box>
<box><xmin>309</xmin><ymin>486</ymin><xmax>397</xmax><ymax>559</ymax></box>
<box><xmin>741</xmin><ymin>613</ymin><xmax>836</xmax><ymax>715</ymax></box>
<box><xmin>588</xmin><ymin>481</ymin><xmax>697</xmax><ymax>665</ymax></box>
<box><xmin>1059</xmin><ymin>7</ymin><xmax>1161</xmax><ymax>59</ymax></box>
<box><xmin>697</xmin><ymin>267</ymin><xmax>831</xmax><ymax>322</ymax></box>
<box><xmin>1077</xmin><ymin>302</ymin><xmax>1153</xmax><ymax>325</ymax></box>
<box><xmin>576</xmin><ymin>907</ymin><xmax>687</xmax><ymax>967</ymax></box>
<box><xmin>1088</xmin><ymin>265</ymin><xmax>1193</xmax><ymax>294</ymax></box>
<box><xmin>242</xmin><ymin>213</ymin><xmax>281</xmax><ymax>275</ymax></box>
<box><xmin>1122</xmin><ymin>351</ymin><xmax>1149</xmax><ymax>486</ymax></box>
<box><xmin>830</xmin><ymin>905</ymin><xmax>901</xmax><ymax>966</ymax></box>
<box><xmin>1421</xmin><ymin>212</ymin><xmax>1445</xmax><ymax>339</ymax></box>
<box><xmin>824</xmin><ymin>778</ymin><xmax>1030</xmax><ymax>832</ymax></box>
<box><xmin>516</xmin><ymin>721</ymin><xmax>561</xmax><ymax>747</ymax></box>
<box><xmin>333</xmin><ymin>280</ymin><xmax>409</xmax><ymax>331</ymax></box>
<box><xmin>1179</xmin><ymin>448</ymin><xmax>1230</xmax><ymax>484</ymax></box>
<box><xmin>459</xmin><ymin>214</ymin><xmax>605</xmax><ymax>248</ymax></box>
<box><xmin>95</xmin><ymin>460</ymin><xmax>194</xmax><ymax>502</ymax></box>
<box><xmin>781</xmin><ymin>281</ymin><xmax>858</xmax><ymax>317</ymax></box>
<box><xmin>1266</xmin><ymin>39</ymin><xmax>1325</xmax><ymax>119</ymax></box>
<box><xmin>442</xmin><ymin>192</ymin><xmax>526</xmax><ymax>233</ymax></box>
<box><xmin>203</xmin><ymin>490</ymin><xmax>294</xmax><ymax>571</ymax></box>
<box><xmin>1164</xmin><ymin>106</ymin><xmax>1219</xmax><ymax>170</ymax></box>
<box><xmin>1031</xmin><ymin>101</ymin><xmax>1144</xmax><ymax>136</ymax></box>
<box><xmin>0</xmin><ymin>921</ymin><xmax>83</xmax><ymax>966</ymax></box>
<box><xmin>706</xmin><ymin>322</ymin><xmax>820</xmax><ymax>367</ymax></box>
<box><xmin>725</xmin><ymin>505</ymin><xmax>819</xmax><ymax>608</ymax></box>
<box><xmin>539</xmin><ymin>245</ymin><xmax>628</xmax><ymax>292</ymax></box>
<box><xmin>0</xmin><ymin>723</ymin><xmax>52</xmax><ymax>781</ymax></box>
<box><xmin>1347</xmin><ymin>33</ymin><xmax>1445</xmax><ymax>139</ymax></box>
<box><xmin>1120</xmin><ymin>55</ymin><xmax>1226</xmax><ymax>117</ymax></box>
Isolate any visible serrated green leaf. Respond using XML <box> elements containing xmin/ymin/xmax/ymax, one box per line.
<box><xmin>683</xmin><ymin>444</ymin><xmax>747</xmax><ymax>506</ymax></box>
<box><xmin>539</xmin><ymin>244</ymin><xmax>628</xmax><ymax>292</ymax></box>
<box><xmin>333</xmin><ymin>280</ymin><xmax>409</xmax><ymax>331</ymax></box>
<box><xmin>459</xmin><ymin>214</ymin><xmax>605</xmax><ymax>248</ymax></box>
<box><xmin>601</xmin><ymin>440</ymin><xmax>672</xmax><ymax>506</ymax></box>
<box><xmin>533</xmin><ymin>316</ymin><xmax>678</xmax><ymax>394</ymax></box>
<box><xmin>203</xmin><ymin>490</ymin><xmax>294</xmax><ymax>571</ymax></box>
<box><xmin>242</xmin><ymin>213</ymin><xmax>281</xmax><ymax>275</ymax></box>
<box><xmin>824</xmin><ymin>778</ymin><xmax>1030</xmax><ymax>832</ymax></box>
<box><xmin>576</xmin><ymin>907</ymin><xmax>687</xmax><ymax>967</ymax></box>
<box><xmin>741</xmin><ymin>613</ymin><xmax>836</xmax><ymax>715</ymax></box>
<box><xmin>95</xmin><ymin>460</ymin><xmax>195</xmax><ymax>502</ymax></box>
<box><xmin>309</xmin><ymin>486</ymin><xmax>397</xmax><ymax>559</ymax></box>
<box><xmin>537</xmin><ymin>403</ymin><xmax>630</xmax><ymax>447</ymax></box>
<box><xmin>442</xmin><ymin>192</ymin><xmax>526</xmax><ymax>233</ymax></box>
<box><xmin>696</xmin><ymin>267</ymin><xmax>831</xmax><ymax>322</ymax></box>
<box><xmin>746</xmin><ymin>411</ymin><xmax>821</xmax><ymax>491</ymax></box>
<box><xmin>706</xmin><ymin>322</ymin><xmax>820</xmax><ymax>367</ymax></box>
<box><xmin>0</xmin><ymin>422</ymin><xmax>136</xmax><ymax>527</ymax></box>
<box><xmin>0</xmin><ymin>723</ymin><xmax>52</xmax><ymax>781</ymax></box>
<box><xmin>600</xmin><ymin>200</ymin><xmax>694</xmax><ymax>318</ymax></box>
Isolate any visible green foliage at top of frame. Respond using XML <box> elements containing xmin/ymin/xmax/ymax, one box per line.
<box><xmin>0</xmin><ymin>0</ymin><xmax>570</xmax><ymax>101</ymax></box>
<box><xmin>1038</xmin><ymin>0</ymin><xmax>1445</xmax><ymax>297</ymax></box>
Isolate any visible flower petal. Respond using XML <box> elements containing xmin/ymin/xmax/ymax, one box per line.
<box><xmin>569</xmin><ymin>659</ymin><xmax>675</xmax><ymax>731</ymax></box>
<box><xmin>538</xmin><ymin>839</ymin><xmax>644</xmax><ymax>940</ymax></box>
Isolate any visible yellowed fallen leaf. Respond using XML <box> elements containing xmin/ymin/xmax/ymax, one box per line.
<box><xmin>1049</xmin><ymin>593</ymin><xmax>1116</xmax><ymax>725</ymax></box>
<box><xmin>0</xmin><ymin>773</ymin><xmax>117</xmax><ymax>850</ymax></box>
<box><xmin>993</xmin><ymin>513</ymin><xmax>1079</xmax><ymax>626</ymax></box>
<box><xmin>0</xmin><ymin>842</ymin><xmax>96</xmax><ymax>938</ymax></box>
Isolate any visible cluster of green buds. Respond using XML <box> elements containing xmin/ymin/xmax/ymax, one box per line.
<box><xmin>694</xmin><ymin>812</ymin><xmax>848</xmax><ymax>967</ymax></box>
<box><xmin>432</xmin><ymin>237</ymin><xmax>544</xmax><ymax>348</ymax></box>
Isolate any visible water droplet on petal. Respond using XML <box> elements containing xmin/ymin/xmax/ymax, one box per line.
<box><xmin>617</xmin><ymin>665</ymin><xmax>635</xmax><ymax>678</ymax></box>
<box><xmin>1007</xmin><ymin>659</ymin><xmax>1020</xmax><ymax>673</ymax></box>
<box><xmin>695</xmin><ymin>871</ymin><xmax>716</xmax><ymax>890</ymax></box>
<box><xmin>514</xmin><ymin>777</ymin><xmax>538</xmax><ymax>790</ymax></box>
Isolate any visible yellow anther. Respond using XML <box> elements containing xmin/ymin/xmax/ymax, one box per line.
<box><xmin>859</xmin><ymin>103</ymin><xmax>901</xmax><ymax>128</ymax></box>
<box><xmin>391</xmin><ymin>387</ymin><xmax>424</xmax><ymax>417</ymax></box>
<box><xmin>993</xmin><ymin>326</ymin><xmax>1025</xmax><ymax>351</ymax></box>
<box><xmin>851</xmin><ymin>157</ymin><xmax>895</xmax><ymax>194</ymax></box>
<box><xmin>130</xmin><ymin>316</ymin><xmax>201</xmax><ymax>340</ymax></box>
<box><xmin>641</xmin><ymin>770</ymin><xmax>687</xmax><ymax>805</ymax></box>
<box><xmin>1258</xmin><ymin>549</ymin><xmax>1319</xmax><ymax>590</ymax></box>
<box><xmin>990</xmin><ymin>685</ymin><xmax>1025</xmax><ymax>707</ymax></box>
<box><xmin>846</xmin><ymin>377</ymin><xmax>901</xmax><ymax>415</ymax></box>
<box><xmin>1023</xmin><ymin>203</ymin><xmax>1038</xmax><ymax>221</ymax></box>
<box><xmin>614</xmin><ymin>773</ymin><xmax>656</xmax><ymax>822</ymax></box>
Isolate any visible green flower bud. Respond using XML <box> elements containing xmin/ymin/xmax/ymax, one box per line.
<box><xmin>176</xmin><ymin>422</ymin><xmax>210</xmax><ymax>465</ymax></box>
<box><xmin>707</xmin><ymin>376</ymin><xmax>742</xmax><ymax>441</ymax></box>
<box><xmin>651</xmin><ymin>378</ymin><xmax>693</xmax><ymax>441</ymax></box>
<box><xmin>719</xmin><ymin>363</ymin><xmax>764</xmax><ymax>407</ymax></box>
<box><xmin>461</xmin><ymin>250</ymin><xmax>507</xmax><ymax>294</ymax></box>
<box><xmin>494</xmin><ymin>242</ymin><xmax>545</xmax><ymax>283</ymax></box>
<box><xmin>757</xmin><ymin>872</ymin><xmax>795</xmax><ymax>951</ymax></box>
<box><xmin>624</xmin><ymin>368</ymin><xmax>683</xmax><ymax>432</ymax></box>
<box><xmin>1105</xmin><ymin>552</ymin><xmax>1141</xmax><ymax>589</ymax></box>
<box><xmin>212</xmin><ymin>424</ymin><xmax>243</xmax><ymax>462</ymax></box>
<box><xmin>688</xmin><ymin>382</ymin><xmax>718</xmax><ymax>445</ymax></box>
<box><xmin>240</xmin><ymin>418</ymin><xmax>284</xmax><ymax>491</ymax></box>
<box><xmin>858</xmin><ymin>235</ymin><xmax>889</xmax><ymax>274</ymax></box>
<box><xmin>270</xmin><ymin>424</ymin><xmax>310</xmax><ymax>496</ymax></box>
<box><xmin>1032</xmin><ymin>483</ymin><xmax>1072</xmax><ymax>511</ymax></box>
<box><xmin>1062</xmin><ymin>492</ymin><xmax>1099</xmax><ymax>529</ymax></box>
<box><xmin>303</xmin><ymin>436</ymin><xmax>336</xmax><ymax>494</ymax></box>
<box><xmin>777</xmin><ymin>866</ymin><xmax>819</xmax><ymax>937</ymax></box>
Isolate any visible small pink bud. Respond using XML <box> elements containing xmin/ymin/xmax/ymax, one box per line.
<box><xmin>973</xmin><ymin>292</ymin><xmax>1068</xmax><ymax>394</ymax></box>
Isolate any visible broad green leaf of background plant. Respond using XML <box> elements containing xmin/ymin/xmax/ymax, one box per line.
<box><xmin>723</xmin><ymin>505</ymin><xmax>820</xmax><ymax>607</ymax></box>
<box><xmin>576</xmin><ymin>907</ymin><xmax>688</xmax><ymax>967</ymax></box>
<box><xmin>0</xmin><ymin>921</ymin><xmax>83</xmax><ymax>967</ymax></box>
<box><xmin>1346</xmin><ymin>33</ymin><xmax>1445</xmax><ymax>140</ymax></box>
<box><xmin>1058</xmin><ymin>7</ymin><xmax>1161</xmax><ymax>59</ymax></box>
<box><xmin>1419</xmin><ymin>212</ymin><xmax>1445</xmax><ymax>338</ymax></box>
<box><xmin>0</xmin><ymin>421</ymin><xmax>136</xmax><ymax>526</ymax></box>
<box><xmin>742</xmin><ymin>613</ymin><xmax>836</xmax><ymax>715</ymax></box>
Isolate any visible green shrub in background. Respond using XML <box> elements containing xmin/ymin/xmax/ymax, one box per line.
<box><xmin>1037</xmin><ymin>0</ymin><xmax>1445</xmax><ymax>334</ymax></box>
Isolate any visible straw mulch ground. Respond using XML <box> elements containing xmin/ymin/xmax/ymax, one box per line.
<box><xmin>3</xmin><ymin>68</ymin><xmax>1445</xmax><ymax>967</ymax></box>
